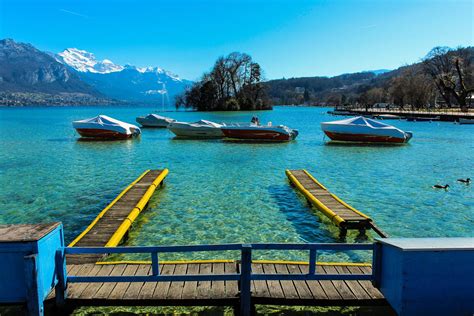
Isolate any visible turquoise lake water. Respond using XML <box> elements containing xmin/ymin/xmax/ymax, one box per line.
<box><xmin>0</xmin><ymin>106</ymin><xmax>472</xmax><ymax>262</ymax></box>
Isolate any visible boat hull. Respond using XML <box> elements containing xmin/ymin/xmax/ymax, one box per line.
<box><xmin>167</xmin><ymin>126</ymin><xmax>224</xmax><ymax>138</ymax></box>
<box><xmin>324</xmin><ymin>131</ymin><xmax>408</xmax><ymax>143</ymax></box>
<box><xmin>75</xmin><ymin>128</ymin><xmax>134</xmax><ymax>140</ymax></box>
<box><xmin>221</xmin><ymin>128</ymin><xmax>296</xmax><ymax>141</ymax></box>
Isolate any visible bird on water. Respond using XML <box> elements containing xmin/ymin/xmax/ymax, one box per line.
<box><xmin>433</xmin><ymin>184</ymin><xmax>449</xmax><ymax>189</ymax></box>
<box><xmin>457</xmin><ymin>178</ymin><xmax>471</xmax><ymax>184</ymax></box>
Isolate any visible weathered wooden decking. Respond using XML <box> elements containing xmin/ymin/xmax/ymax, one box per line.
<box><xmin>286</xmin><ymin>170</ymin><xmax>387</xmax><ymax>237</ymax></box>
<box><xmin>48</xmin><ymin>262</ymin><xmax>386</xmax><ymax>307</ymax></box>
<box><xmin>67</xmin><ymin>169</ymin><xmax>168</xmax><ymax>264</ymax></box>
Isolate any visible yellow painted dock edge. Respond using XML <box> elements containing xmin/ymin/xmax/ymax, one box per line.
<box><xmin>68</xmin><ymin>170</ymin><xmax>151</xmax><ymax>247</ymax></box>
<box><xmin>286</xmin><ymin>169</ymin><xmax>372</xmax><ymax>224</ymax></box>
<box><xmin>285</xmin><ymin>169</ymin><xmax>345</xmax><ymax>226</ymax></box>
<box><xmin>105</xmin><ymin>168</ymin><xmax>169</xmax><ymax>247</ymax></box>
<box><xmin>95</xmin><ymin>259</ymin><xmax>371</xmax><ymax>267</ymax></box>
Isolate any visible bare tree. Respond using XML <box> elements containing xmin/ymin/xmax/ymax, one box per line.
<box><xmin>423</xmin><ymin>47</ymin><xmax>474</xmax><ymax>110</ymax></box>
<box><xmin>176</xmin><ymin>52</ymin><xmax>271</xmax><ymax>111</ymax></box>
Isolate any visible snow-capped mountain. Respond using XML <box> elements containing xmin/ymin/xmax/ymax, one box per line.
<box><xmin>57</xmin><ymin>48</ymin><xmax>124</xmax><ymax>74</ymax></box>
<box><xmin>55</xmin><ymin>48</ymin><xmax>192</xmax><ymax>104</ymax></box>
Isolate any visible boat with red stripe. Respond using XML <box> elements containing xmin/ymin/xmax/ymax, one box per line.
<box><xmin>221</xmin><ymin>123</ymin><xmax>299</xmax><ymax>141</ymax></box>
<box><xmin>73</xmin><ymin>115</ymin><xmax>141</xmax><ymax>140</ymax></box>
<box><xmin>321</xmin><ymin>116</ymin><xmax>412</xmax><ymax>144</ymax></box>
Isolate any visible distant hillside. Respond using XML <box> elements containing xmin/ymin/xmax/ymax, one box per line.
<box><xmin>0</xmin><ymin>39</ymin><xmax>113</xmax><ymax>105</ymax></box>
<box><xmin>264</xmin><ymin>47</ymin><xmax>473</xmax><ymax>107</ymax></box>
<box><xmin>265</xmin><ymin>71</ymin><xmax>385</xmax><ymax>105</ymax></box>
<box><xmin>55</xmin><ymin>48</ymin><xmax>193</xmax><ymax>104</ymax></box>
<box><xmin>0</xmin><ymin>39</ymin><xmax>192</xmax><ymax>106</ymax></box>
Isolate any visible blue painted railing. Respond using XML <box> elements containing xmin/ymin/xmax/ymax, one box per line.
<box><xmin>58</xmin><ymin>243</ymin><xmax>378</xmax><ymax>315</ymax></box>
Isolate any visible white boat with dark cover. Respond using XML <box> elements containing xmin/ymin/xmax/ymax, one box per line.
<box><xmin>321</xmin><ymin>116</ymin><xmax>412</xmax><ymax>143</ymax></box>
<box><xmin>167</xmin><ymin>120</ymin><xmax>224</xmax><ymax>138</ymax></box>
<box><xmin>136</xmin><ymin>114</ymin><xmax>176</xmax><ymax>128</ymax></box>
<box><xmin>73</xmin><ymin>115</ymin><xmax>141</xmax><ymax>139</ymax></box>
<box><xmin>221</xmin><ymin>123</ymin><xmax>299</xmax><ymax>141</ymax></box>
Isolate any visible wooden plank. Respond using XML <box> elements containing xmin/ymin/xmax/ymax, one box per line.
<box><xmin>166</xmin><ymin>263</ymin><xmax>187</xmax><ymax>299</ymax></box>
<box><xmin>79</xmin><ymin>264</ymin><xmax>115</xmax><ymax>299</ymax></box>
<box><xmin>138</xmin><ymin>264</ymin><xmax>164</xmax><ymax>299</ymax></box>
<box><xmin>66</xmin><ymin>264</ymin><xmax>81</xmax><ymax>275</ymax></box>
<box><xmin>107</xmin><ymin>264</ymin><xmax>139</xmax><ymax>299</ymax></box>
<box><xmin>286</xmin><ymin>264</ymin><xmax>313</xmax><ymax>300</ymax></box>
<box><xmin>211</xmin><ymin>263</ymin><xmax>225</xmax><ymax>299</ymax></box>
<box><xmin>95</xmin><ymin>264</ymin><xmax>127</xmax><ymax>299</ymax></box>
<box><xmin>335</xmin><ymin>266</ymin><xmax>371</xmax><ymax>300</ymax></box>
<box><xmin>354</xmin><ymin>266</ymin><xmax>385</xmax><ymax>299</ymax></box>
<box><xmin>300</xmin><ymin>265</ymin><xmax>333</xmax><ymax>300</ymax></box>
<box><xmin>153</xmin><ymin>264</ymin><xmax>175</xmax><ymax>299</ymax></box>
<box><xmin>321</xmin><ymin>265</ymin><xmax>356</xmax><ymax>300</ymax></box>
<box><xmin>181</xmin><ymin>263</ymin><xmax>200</xmax><ymax>299</ymax></box>
<box><xmin>196</xmin><ymin>263</ymin><xmax>212</xmax><ymax>299</ymax></box>
<box><xmin>123</xmin><ymin>264</ymin><xmax>150</xmax><ymax>299</ymax></box>
<box><xmin>224</xmin><ymin>262</ymin><xmax>238</xmax><ymax>298</ymax></box>
<box><xmin>251</xmin><ymin>263</ymin><xmax>270</xmax><ymax>298</ymax></box>
<box><xmin>66</xmin><ymin>264</ymin><xmax>100</xmax><ymax>299</ymax></box>
<box><xmin>274</xmin><ymin>264</ymin><xmax>299</xmax><ymax>299</ymax></box>
<box><xmin>262</xmin><ymin>264</ymin><xmax>284</xmax><ymax>298</ymax></box>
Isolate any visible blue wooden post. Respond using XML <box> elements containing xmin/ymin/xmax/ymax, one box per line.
<box><xmin>151</xmin><ymin>252</ymin><xmax>159</xmax><ymax>276</ymax></box>
<box><xmin>24</xmin><ymin>254</ymin><xmax>43</xmax><ymax>316</ymax></box>
<box><xmin>240</xmin><ymin>244</ymin><xmax>252</xmax><ymax>316</ymax></box>
<box><xmin>371</xmin><ymin>242</ymin><xmax>382</xmax><ymax>287</ymax></box>
<box><xmin>54</xmin><ymin>249</ymin><xmax>67</xmax><ymax>306</ymax></box>
<box><xmin>308</xmin><ymin>249</ymin><xmax>316</xmax><ymax>275</ymax></box>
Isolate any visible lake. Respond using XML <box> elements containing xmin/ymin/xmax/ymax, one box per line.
<box><xmin>0</xmin><ymin>106</ymin><xmax>472</xmax><ymax>262</ymax></box>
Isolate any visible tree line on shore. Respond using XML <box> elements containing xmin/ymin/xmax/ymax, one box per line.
<box><xmin>266</xmin><ymin>46</ymin><xmax>473</xmax><ymax>111</ymax></box>
<box><xmin>176</xmin><ymin>47</ymin><xmax>472</xmax><ymax>111</ymax></box>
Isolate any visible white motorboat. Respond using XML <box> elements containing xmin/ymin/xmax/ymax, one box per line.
<box><xmin>458</xmin><ymin>118</ymin><xmax>474</xmax><ymax>125</ymax></box>
<box><xmin>374</xmin><ymin>114</ymin><xmax>401</xmax><ymax>120</ymax></box>
<box><xmin>136</xmin><ymin>114</ymin><xmax>176</xmax><ymax>128</ymax></box>
<box><xmin>221</xmin><ymin>123</ymin><xmax>299</xmax><ymax>141</ymax></box>
<box><xmin>321</xmin><ymin>116</ymin><xmax>412</xmax><ymax>143</ymax></box>
<box><xmin>73</xmin><ymin>115</ymin><xmax>141</xmax><ymax>139</ymax></box>
<box><xmin>167</xmin><ymin>120</ymin><xmax>224</xmax><ymax>138</ymax></box>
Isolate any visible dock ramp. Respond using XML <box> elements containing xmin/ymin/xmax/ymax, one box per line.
<box><xmin>286</xmin><ymin>169</ymin><xmax>387</xmax><ymax>237</ymax></box>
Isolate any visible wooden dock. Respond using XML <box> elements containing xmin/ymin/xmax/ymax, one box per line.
<box><xmin>286</xmin><ymin>170</ymin><xmax>387</xmax><ymax>237</ymax></box>
<box><xmin>67</xmin><ymin>169</ymin><xmax>168</xmax><ymax>264</ymax></box>
<box><xmin>47</xmin><ymin>261</ymin><xmax>386</xmax><ymax>308</ymax></box>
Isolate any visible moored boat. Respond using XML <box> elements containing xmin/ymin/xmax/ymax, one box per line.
<box><xmin>321</xmin><ymin>116</ymin><xmax>412</xmax><ymax>144</ymax></box>
<box><xmin>221</xmin><ymin>123</ymin><xmax>299</xmax><ymax>141</ymax></box>
<box><xmin>167</xmin><ymin>120</ymin><xmax>224</xmax><ymax>138</ymax></box>
<box><xmin>458</xmin><ymin>118</ymin><xmax>474</xmax><ymax>125</ymax></box>
<box><xmin>406</xmin><ymin>116</ymin><xmax>440</xmax><ymax>122</ymax></box>
<box><xmin>374</xmin><ymin>114</ymin><xmax>401</xmax><ymax>120</ymax></box>
<box><xmin>136</xmin><ymin>114</ymin><xmax>176</xmax><ymax>127</ymax></box>
<box><xmin>73</xmin><ymin>115</ymin><xmax>141</xmax><ymax>140</ymax></box>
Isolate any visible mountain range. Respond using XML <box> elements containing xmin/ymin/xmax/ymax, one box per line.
<box><xmin>0</xmin><ymin>39</ymin><xmax>192</xmax><ymax>106</ymax></box>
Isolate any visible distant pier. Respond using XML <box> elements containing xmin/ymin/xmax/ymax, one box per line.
<box><xmin>331</xmin><ymin>107</ymin><xmax>474</xmax><ymax>122</ymax></box>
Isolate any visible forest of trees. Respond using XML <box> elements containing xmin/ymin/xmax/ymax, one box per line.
<box><xmin>265</xmin><ymin>46</ymin><xmax>473</xmax><ymax>110</ymax></box>
<box><xmin>176</xmin><ymin>52</ymin><xmax>272</xmax><ymax>111</ymax></box>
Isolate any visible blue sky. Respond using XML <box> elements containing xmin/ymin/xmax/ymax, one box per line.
<box><xmin>1</xmin><ymin>0</ymin><xmax>472</xmax><ymax>80</ymax></box>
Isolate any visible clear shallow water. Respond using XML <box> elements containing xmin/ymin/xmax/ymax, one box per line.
<box><xmin>0</xmin><ymin>106</ymin><xmax>472</xmax><ymax>262</ymax></box>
